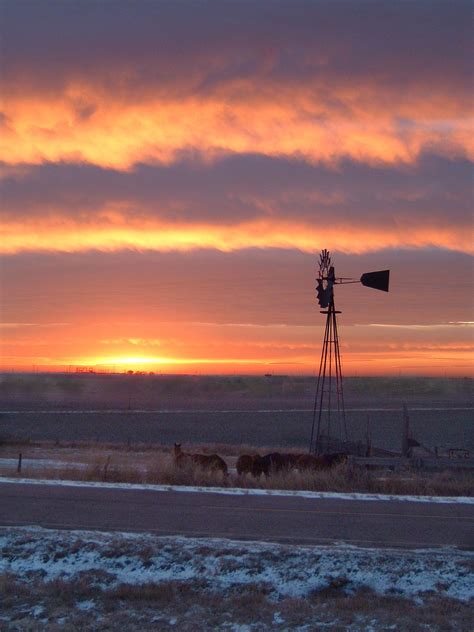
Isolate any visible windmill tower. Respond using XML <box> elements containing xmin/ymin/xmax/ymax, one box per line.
<box><xmin>309</xmin><ymin>249</ymin><xmax>390</xmax><ymax>454</ymax></box>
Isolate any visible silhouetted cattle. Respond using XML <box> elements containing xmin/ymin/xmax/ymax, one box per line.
<box><xmin>323</xmin><ymin>452</ymin><xmax>347</xmax><ymax>467</ymax></box>
<box><xmin>237</xmin><ymin>450</ymin><xmax>347</xmax><ymax>477</ymax></box>
<box><xmin>296</xmin><ymin>454</ymin><xmax>324</xmax><ymax>470</ymax></box>
<box><xmin>236</xmin><ymin>453</ymin><xmax>268</xmax><ymax>476</ymax></box>
<box><xmin>173</xmin><ymin>443</ymin><xmax>228</xmax><ymax>475</ymax></box>
<box><xmin>297</xmin><ymin>452</ymin><xmax>347</xmax><ymax>471</ymax></box>
<box><xmin>258</xmin><ymin>452</ymin><xmax>301</xmax><ymax>474</ymax></box>
<box><xmin>249</xmin><ymin>452</ymin><xmax>305</xmax><ymax>476</ymax></box>
<box><xmin>236</xmin><ymin>454</ymin><xmax>260</xmax><ymax>475</ymax></box>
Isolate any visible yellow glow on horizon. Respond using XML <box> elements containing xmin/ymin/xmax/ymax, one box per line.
<box><xmin>4</xmin><ymin>344</ymin><xmax>473</xmax><ymax>377</ymax></box>
<box><xmin>80</xmin><ymin>355</ymin><xmax>268</xmax><ymax>369</ymax></box>
<box><xmin>93</xmin><ymin>356</ymin><xmax>182</xmax><ymax>366</ymax></box>
<box><xmin>2</xmin><ymin>316</ymin><xmax>472</xmax><ymax>377</ymax></box>
<box><xmin>2</xmin><ymin>356</ymin><xmax>472</xmax><ymax>376</ymax></box>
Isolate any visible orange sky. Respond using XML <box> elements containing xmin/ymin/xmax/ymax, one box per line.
<box><xmin>1</xmin><ymin>1</ymin><xmax>473</xmax><ymax>376</ymax></box>
<box><xmin>2</xmin><ymin>321</ymin><xmax>472</xmax><ymax>376</ymax></box>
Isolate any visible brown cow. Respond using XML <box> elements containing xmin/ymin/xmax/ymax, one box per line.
<box><xmin>297</xmin><ymin>452</ymin><xmax>347</xmax><ymax>471</ymax></box>
<box><xmin>236</xmin><ymin>454</ymin><xmax>260</xmax><ymax>476</ymax></box>
<box><xmin>238</xmin><ymin>452</ymin><xmax>313</xmax><ymax>476</ymax></box>
<box><xmin>173</xmin><ymin>443</ymin><xmax>228</xmax><ymax>475</ymax></box>
<box><xmin>237</xmin><ymin>451</ymin><xmax>346</xmax><ymax>477</ymax></box>
<box><xmin>296</xmin><ymin>454</ymin><xmax>324</xmax><ymax>470</ymax></box>
<box><xmin>323</xmin><ymin>452</ymin><xmax>348</xmax><ymax>467</ymax></box>
<box><xmin>246</xmin><ymin>452</ymin><xmax>303</xmax><ymax>476</ymax></box>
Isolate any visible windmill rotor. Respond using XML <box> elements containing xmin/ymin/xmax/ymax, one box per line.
<box><xmin>316</xmin><ymin>249</ymin><xmax>335</xmax><ymax>308</ymax></box>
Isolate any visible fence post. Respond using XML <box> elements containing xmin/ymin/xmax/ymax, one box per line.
<box><xmin>366</xmin><ymin>414</ymin><xmax>372</xmax><ymax>457</ymax></box>
<box><xmin>402</xmin><ymin>404</ymin><xmax>410</xmax><ymax>457</ymax></box>
<box><xmin>103</xmin><ymin>456</ymin><xmax>111</xmax><ymax>481</ymax></box>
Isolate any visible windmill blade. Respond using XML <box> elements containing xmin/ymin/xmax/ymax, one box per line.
<box><xmin>360</xmin><ymin>270</ymin><xmax>390</xmax><ymax>292</ymax></box>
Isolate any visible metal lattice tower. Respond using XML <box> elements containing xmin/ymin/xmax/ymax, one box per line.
<box><xmin>309</xmin><ymin>250</ymin><xmax>390</xmax><ymax>455</ymax></box>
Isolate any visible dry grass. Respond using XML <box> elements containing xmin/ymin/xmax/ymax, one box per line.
<box><xmin>1</xmin><ymin>572</ymin><xmax>472</xmax><ymax>631</ymax></box>
<box><xmin>179</xmin><ymin>442</ymin><xmax>307</xmax><ymax>457</ymax></box>
<box><xmin>1</xmin><ymin>442</ymin><xmax>473</xmax><ymax>496</ymax></box>
<box><xmin>2</xmin><ymin>524</ymin><xmax>473</xmax><ymax>629</ymax></box>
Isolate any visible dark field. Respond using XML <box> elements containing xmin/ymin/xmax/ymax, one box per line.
<box><xmin>0</xmin><ymin>374</ymin><xmax>472</xmax><ymax>454</ymax></box>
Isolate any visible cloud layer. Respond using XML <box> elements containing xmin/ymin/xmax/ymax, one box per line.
<box><xmin>1</xmin><ymin>154</ymin><xmax>472</xmax><ymax>255</ymax></box>
<box><xmin>1</xmin><ymin>1</ymin><xmax>472</xmax><ymax>170</ymax></box>
<box><xmin>1</xmin><ymin>1</ymin><xmax>472</xmax><ymax>373</ymax></box>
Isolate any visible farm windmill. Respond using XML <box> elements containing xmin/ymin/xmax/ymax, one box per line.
<box><xmin>309</xmin><ymin>249</ymin><xmax>390</xmax><ymax>454</ymax></box>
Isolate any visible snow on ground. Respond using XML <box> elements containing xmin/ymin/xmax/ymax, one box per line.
<box><xmin>0</xmin><ymin>458</ymin><xmax>87</xmax><ymax>470</ymax></box>
<box><xmin>0</xmin><ymin>458</ymin><xmax>152</xmax><ymax>472</ymax></box>
<box><xmin>1</xmin><ymin>475</ymin><xmax>473</xmax><ymax>504</ymax></box>
<box><xmin>1</xmin><ymin>526</ymin><xmax>473</xmax><ymax>602</ymax></box>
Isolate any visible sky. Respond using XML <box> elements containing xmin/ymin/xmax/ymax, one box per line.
<box><xmin>0</xmin><ymin>0</ymin><xmax>473</xmax><ymax>376</ymax></box>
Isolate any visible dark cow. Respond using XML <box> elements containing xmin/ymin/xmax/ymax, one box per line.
<box><xmin>237</xmin><ymin>451</ymin><xmax>347</xmax><ymax>477</ymax></box>
<box><xmin>251</xmin><ymin>452</ymin><xmax>305</xmax><ymax>476</ymax></box>
<box><xmin>173</xmin><ymin>443</ymin><xmax>228</xmax><ymax>475</ymax></box>
<box><xmin>296</xmin><ymin>454</ymin><xmax>324</xmax><ymax>470</ymax></box>
<box><xmin>323</xmin><ymin>452</ymin><xmax>348</xmax><ymax>467</ymax></box>
<box><xmin>297</xmin><ymin>452</ymin><xmax>347</xmax><ymax>471</ymax></box>
<box><xmin>236</xmin><ymin>454</ymin><xmax>260</xmax><ymax>476</ymax></box>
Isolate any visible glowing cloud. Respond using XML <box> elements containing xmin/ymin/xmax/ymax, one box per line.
<box><xmin>1</xmin><ymin>87</ymin><xmax>472</xmax><ymax>170</ymax></box>
<box><xmin>1</xmin><ymin>2</ymin><xmax>472</xmax><ymax>169</ymax></box>
<box><xmin>1</xmin><ymin>215</ymin><xmax>472</xmax><ymax>256</ymax></box>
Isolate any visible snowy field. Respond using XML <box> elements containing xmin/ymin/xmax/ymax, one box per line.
<box><xmin>1</xmin><ymin>526</ymin><xmax>473</xmax><ymax>631</ymax></box>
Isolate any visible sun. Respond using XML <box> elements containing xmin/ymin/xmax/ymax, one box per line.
<box><xmin>103</xmin><ymin>356</ymin><xmax>171</xmax><ymax>365</ymax></box>
<box><xmin>76</xmin><ymin>356</ymin><xmax>187</xmax><ymax>372</ymax></box>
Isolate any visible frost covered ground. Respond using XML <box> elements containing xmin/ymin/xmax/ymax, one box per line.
<box><xmin>1</xmin><ymin>526</ymin><xmax>473</xmax><ymax>631</ymax></box>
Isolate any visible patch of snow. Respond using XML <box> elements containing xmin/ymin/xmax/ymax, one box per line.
<box><xmin>30</xmin><ymin>605</ymin><xmax>44</xmax><ymax>617</ymax></box>
<box><xmin>76</xmin><ymin>599</ymin><xmax>95</xmax><ymax>611</ymax></box>
<box><xmin>1</xmin><ymin>526</ymin><xmax>473</xmax><ymax>603</ymax></box>
<box><xmin>273</xmin><ymin>611</ymin><xmax>284</xmax><ymax>624</ymax></box>
<box><xmin>0</xmin><ymin>458</ymin><xmax>87</xmax><ymax>470</ymax></box>
<box><xmin>1</xmin><ymin>476</ymin><xmax>472</xmax><ymax>504</ymax></box>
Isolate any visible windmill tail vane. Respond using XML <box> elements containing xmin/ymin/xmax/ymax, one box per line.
<box><xmin>360</xmin><ymin>270</ymin><xmax>390</xmax><ymax>292</ymax></box>
<box><xmin>310</xmin><ymin>250</ymin><xmax>390</xmax><ymax>455</ymax></box>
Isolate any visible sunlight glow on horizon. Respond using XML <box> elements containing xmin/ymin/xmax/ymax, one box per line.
<box><xmin>2</xmin><ymin>350</ymin><xmax>472</xmax><ymax>377</ymax></box>
<box><xmin>75</xmin><ymin>356</ymin><xmax>273</xmax><ymax>370</ymax></box>
<box><xmin>1</xmin><ymin>318</ymin><xmax>472</xmax><ymax>377</ymax></box>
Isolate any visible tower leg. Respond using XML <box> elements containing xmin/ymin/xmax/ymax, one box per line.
<box><xmin>332</xmin><ymin>305</ymin><xmax>347</xmax><ymax>443</ymax></box>
<box><xmin>310</xmin><ymin>307</ymin><xmax>330</xmax><ymax>453</ymax></box>
<box><xmin>309</xmin><ymin>300</ymin><xmax>346</xmax><ymax>454</ymax></box>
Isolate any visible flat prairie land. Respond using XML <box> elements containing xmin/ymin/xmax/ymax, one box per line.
<box><xmin>0</xmin><ymin>374</ymin><xmax>472</xmax><ymax>453</ymax></box>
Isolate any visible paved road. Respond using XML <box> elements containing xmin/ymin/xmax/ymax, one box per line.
<box><xmin>3</xmin><ymin>407</ymin><xmax>472</xmax><ymax>413</ymax></box>
<box><xmin>1</xmin><ymin>481</ymin><xmax>473</xmax><ymax>549</ymax></box>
